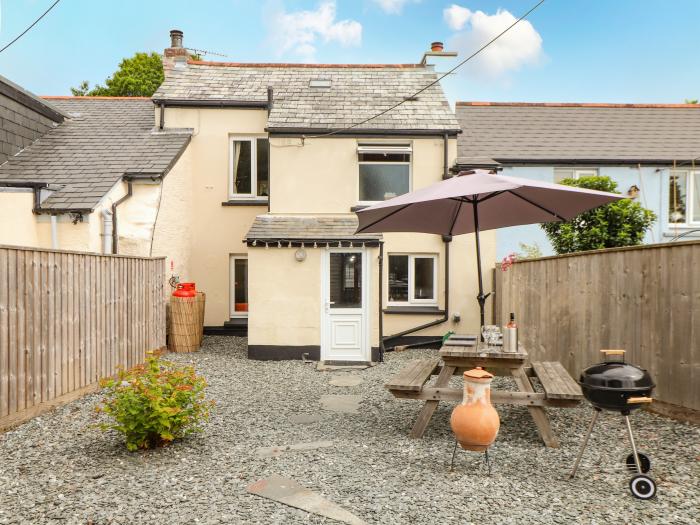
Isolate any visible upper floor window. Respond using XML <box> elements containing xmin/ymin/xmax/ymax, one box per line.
<box><xmin>669</xmin><ymin>171</ymin><xmax>700</xmax><ymax>226</ymax></box>
<box><xmin>554</xmin><ymin>168</ymin><xmax>598</xmax><ymax>183</ymax></box>
<box><xmin>388</xmin><ymin>254</ymin><xmax>437</xmax><ymax>305</ymax></box>
<box><xmin>358</xmin><ymin>144</ymin><xmax>411</xmax><ymax>203</ymax></box>
<box><xmin>230</xmin><ymin>137</ymin><xmax>269</xmax><ymax>199</ymax></box>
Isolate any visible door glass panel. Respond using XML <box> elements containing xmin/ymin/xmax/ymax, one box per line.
<box><xmin>414</xmin><ymin>257</ymin><xmax>435</xmax><ymax>300</ymax></box>
<box><xmin>330</xmin><ymin>253</ymin><xmax>362</xmax><ymax>308</ymax></box>
<box><xmin>234</xmin><ymin>258</ymin><xmax>248</xmax><ymax>312</ymax></box>
<box><xmin>669</xmin><ymin>172</ymin><xmax>687</xmax><ymax>223</ymax></box>
<box><xmin>232</xmin><ymin>140</ymin><xmax>252</xmax><ymax>194</ymax></box>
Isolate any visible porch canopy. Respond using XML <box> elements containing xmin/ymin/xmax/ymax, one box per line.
<box><xmin>245</xmin><ymin>215</ymin><xmax>382</xmax><ymax>247</ymax></box>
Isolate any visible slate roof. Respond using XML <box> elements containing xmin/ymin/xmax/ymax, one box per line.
<box><xmin>245</xmin><ymin>215</ymin><xmax>382</xmax><ymax>243</ymax></box>
<box><xmin>456</xmin><ymin>102</ymin><xmax>700</xmax><ymax>165</ymax></box>
<box><xmin>154</xmin><ymin>61</ymin><xmax>460</xmax><ymax>132</ymax></box>
<box><xmin>0</xmin><ymin>97</ymin><xmax>191</xmax><ymax>212</ymax></box>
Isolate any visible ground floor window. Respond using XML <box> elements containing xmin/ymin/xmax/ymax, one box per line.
<box><xmin>388</xmin><ymin>254</ymin><xmax>437</xmax><ymax>305</ymax></box>
<box><xmin>669</xmin><ymin>171</ymin><xmax>700</xmax><ymax>226</ymax></box>
<box><xmin>230</xmin><ymin>256</ymin><xmax>248</xmax><ymax>317</ymax></box>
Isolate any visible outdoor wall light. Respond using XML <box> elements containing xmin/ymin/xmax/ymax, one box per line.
<box><xmin>295</xmin><ymin>248</ymin><xmax>307</xmax><ymax>262</ymax></box>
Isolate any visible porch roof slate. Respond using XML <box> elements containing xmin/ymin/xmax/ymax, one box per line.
<box><xmin>154</xmin><ymin>61</ymin><xmax>459</xmax><ymax>132</ymax></box>
<box><xmin>245</xmin><ymin>215</ymin><xmax>382</xmax><ymax>242</ymax></box>
<box><xmin>0</xmin><ymin>98</ymin><xmax>191</xmax><ymax>212</ymax></box>
<box><xmin>456</xmin><ymin>102</ymin><xmax>700</xmax><ymax>165</ymax></box>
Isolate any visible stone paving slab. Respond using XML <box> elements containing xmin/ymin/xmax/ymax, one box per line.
<box><xmin>247</xmin><ymin>475</ymin><xmax>367</xmax><ymax>525</ymax></box>
<box><xmin>329</xmin><ymin>376</ymin><xmax>364</xmax><ymax>387</ymax></box>
<box><xmin>256</xmin><ymin>440</ymin><xmax>334</xmax><ymax>458</ymax></box>
<box><xmin>320</xmin><ymin>395</ymin><xmax>362</xmax><ymax>414</ymax></box>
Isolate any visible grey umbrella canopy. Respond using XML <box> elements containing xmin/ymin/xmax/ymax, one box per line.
<box><xmin>356</xmin><ymin>170</ymin><xmax>624</xmax><ymax>329</ymax></box>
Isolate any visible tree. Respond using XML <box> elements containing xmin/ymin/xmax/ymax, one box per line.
<box><xmin>71</xmin><ymin>52</ymin><xmax>164</xmax><ymax>97</ymax></box>
<box><xmin>685</xmin><ymin>99</ymin><xmax>698</xmax><ymax>104</ymax></box>
<box><xmin>541</xmin><ymin>176</ymin><xmax>656</xmax><ymax>254</ymax></box>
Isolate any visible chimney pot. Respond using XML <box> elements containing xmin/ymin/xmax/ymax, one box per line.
<box><xmin>170</xmin><ymin>29</ymin><xmax>184</xmax><ymax>49</ymax></box>
<box><xmin>431</xmin><ymin>41</ymin><xmax>444</xmax><ymax>52</ymax></box>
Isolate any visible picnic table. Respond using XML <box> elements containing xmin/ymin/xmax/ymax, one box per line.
<box><xmin>385</xmin><ymin>334</ymin><xmax>583</xmax><ymax>448</ymax></box>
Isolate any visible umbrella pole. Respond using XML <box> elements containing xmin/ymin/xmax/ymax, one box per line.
<box><xmin>472</xmin><ymin>200</ymin><xmax>488</xmax><ymax>337</ymax></box>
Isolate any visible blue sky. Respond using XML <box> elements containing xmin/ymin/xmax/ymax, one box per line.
<box><xmin>1</xmin><ymin>0</ymin><xmax>699</xmax><ymax>104</ymax></box>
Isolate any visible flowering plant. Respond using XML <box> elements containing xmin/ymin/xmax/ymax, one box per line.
<box><xmin>501</xmin><ymin>253</ymin><xmax>516</xmax><ymax>272</ymax></box>
<box><xmin>98</xmin><ymin>354</ymin><xmax>213</xmax><ymax>451</ymax></box>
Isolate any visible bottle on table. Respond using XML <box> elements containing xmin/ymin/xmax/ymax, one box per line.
<box><xmin>505</xmin><ymin>312</ymin><xmax>518</xmax><ymax>352</ymax></box>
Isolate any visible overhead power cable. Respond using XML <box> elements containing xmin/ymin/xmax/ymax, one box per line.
<box><xmin>303</xmin><ymin>0</ymin><xmax>546</xmax><ymax>139</ymax></box>
<box><xmin>0</xmin><ymin>0</ymin><xmax>62</xmax><ymax>55</ymax></box>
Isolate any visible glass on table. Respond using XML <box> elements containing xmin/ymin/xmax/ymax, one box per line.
<box><xmin>481</xmin><ymin>325</ymin><xmax>500</xmax><ymax>350</ymax></box>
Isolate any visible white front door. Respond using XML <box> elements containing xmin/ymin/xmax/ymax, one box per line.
<box><xmin>321</xmin><ymin>248</ymin><xmax>370</xmax><ymax>362</ymax></box>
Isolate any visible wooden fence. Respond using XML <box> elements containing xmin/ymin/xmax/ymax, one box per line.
<box><xmin>494</xmin><ymin>240</ymin><xmax>700</xmax><ymax>416</ymax></box>
<box><xmin>0</xmin><ymin>245</ymin><xmax>166</xmax><ymax>430</ymax></box>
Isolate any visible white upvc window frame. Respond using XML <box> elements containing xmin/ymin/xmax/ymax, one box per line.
<box><xmin>668</xmin><ymin>170</ymin><xmax>700</xmax><ymax>228</ymax></box>
<box><xmin>554</xmin><ymin>167</ymin><xmax>599</xmax><ymax>183</ymax></box>
<box><xmin>387</xmin><ymin>253</ymin><xmax>438</xmax><ymax>306</ymax></box>
<box><xmin>357</xmin><ymin>143</ymin><xmax>412</xmax><ymax>205</ymax></box>
<box><xmin>228</xmin><ymin>136</ymin><xmax>269</xmax><ymax>200</ymax></box>
<box><xmin>229</xmin><ymin>255</ymin><xmax>248</xmax><ymax>318</ymax></box>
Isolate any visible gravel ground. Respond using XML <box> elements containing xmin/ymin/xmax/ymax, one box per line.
<box><xmin>1</xmin><ymin>336</ymin><xmax>698</xmax><ymax>525</ymax></box>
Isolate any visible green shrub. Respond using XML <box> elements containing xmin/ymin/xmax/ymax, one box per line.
<box><xmin>98</xmin><ymin>354</ymin><xmax>213</xmax><ymax>451</ymax></box>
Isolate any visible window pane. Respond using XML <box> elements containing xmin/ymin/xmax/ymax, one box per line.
<box><xmin>330</xmin><ymin>253</ymin><xmax>362</xmax><ymax>308</ymax></box>
<box><xmin>257</xmin><ymin>139</ymin><xmax>269</xmax><ymax>197</ymax></box>
<box><xmin>359</xmin><ymin>164</ymin><xmax>410</xmax><ymax>201</ymax></box>
<box><xmin>413</xmin><ymin>257</ymin><xmax>434</xmax><ymax>300</ymax></box>
<box><xmin>388</xmin><ymin>255</ymin><xmax>408</xmax><ymax>302</ymax></box>
<box><xmin>669</xmin><ymin>172</ymin><xmax>687</xmax><ymax>223</ymax></box>
<box><xmin>359</xmin><ymin>153</ymin><xmax>410</xmax><ymax>162</ymax></box>
<box><xmin>554</xmin><ymin>169</ymin><xmax>573</xmax><ymax>183</ymax></box>
<box><xmin>693</xmin><ymin>173</ymin><xmax>700</xmax><ymax>223</ymax></box>
<box><xmin>232</xmin><ymin>141</ymin><xmax>252</xmax><ymax>194</ymax></box>
<box><xmin>234</xmin><ymin>259</ymin><xmax>248</xmax><ymax>312</ymax></box>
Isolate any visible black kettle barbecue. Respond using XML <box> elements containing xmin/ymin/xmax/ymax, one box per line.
<box><xmin>569</xmin><ymin>349</ymin><xmax>657</xmax><ymax>500</ymax></box>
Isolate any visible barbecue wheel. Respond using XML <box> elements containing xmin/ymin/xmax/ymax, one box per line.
<box><xmin>629</xmin><ymin>474</ymin><xmax>656</xmax><ymax>500</ymax></box>
<box><xmin>625</xmin><ymin>452</ymin><xmax>651</xmax><ymax>473</ymax></box>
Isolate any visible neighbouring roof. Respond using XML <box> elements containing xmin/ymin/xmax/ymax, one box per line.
<box><xmin>455</xmin><ymin>102</ymin><xmax>700</xmax><ymax>165</ymax></box>
<box><xmin>154</xmin><ymin>61</ymin><xmax>460</xmax><ymax>133</ymax></box>
<box><xmin>245</xmin><ymin>215</ymin><xmax>382</xmax><ymax>243</ymax></box>
<box><xmin>0</xmin><ymin>74</ymin><xmax>67</xmax><ymax>123</ymax></box>
<box><xmin>0</xmin><ymin>97</ymin><xmax>191</xmax><ymax>212</ymax></box>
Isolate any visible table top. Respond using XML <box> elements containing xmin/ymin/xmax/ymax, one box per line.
<box><xmin>439</xmin><ymin>334</ymin><xmax>528</xmax><ymax>362</ymax></box>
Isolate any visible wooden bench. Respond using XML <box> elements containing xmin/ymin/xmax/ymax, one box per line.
<box><xmin>385</xmin><ymin>358</ymin><xmax>441</xmax><ymax>392</ymax></box>
<box><xmin>531</xmin><ymin>361</ymin><xmax>583</xmax><ymax>401</ymax></box>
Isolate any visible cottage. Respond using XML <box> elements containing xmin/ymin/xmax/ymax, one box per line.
<box><xmin>454</xmin><ymin>102</ymin><xmax>700</xmax><ymax>258</ymax></box>
<box><xmin>0</xmin><ymin>31</ymin><xmax>493</xmax><ymax>362</ymax></box>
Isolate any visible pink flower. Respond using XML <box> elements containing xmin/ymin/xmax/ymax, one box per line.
<box><xmin>501</xmin><ymin>253</ymin><xmax>516</xmax><ymax>272</ymax></box>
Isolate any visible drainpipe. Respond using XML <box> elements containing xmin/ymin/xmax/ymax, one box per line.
<box><xmin>159</xmin><ymin>102</ymin><xmax>165</xmax><ymax>130</ymax></box>
<box><xmin>443</xmin><ymin>132</ymin><xmax>449</xmax><ymax>179</ymax></box>
<box><xmin>378</xmin><ymin>241</ymin><xmax>385</xmax><ymax>362</ymax></box>
<box><xmin>111</xmin><ymin>181</ymin><xmax>133</xmax><ymax>254</ymax></box>
<box><xmin>50</xmin><ymin>215</ymin><xmax>59</xmax><ymax>249</ymax></box>
<box><xmin>101</xmin><ymin>208</ymin><xmax>113</xmax><ymax>254</ymax></box>
<box><xmin>382</xmin><ymin>236</ymin><xmax>451</xmax><ymax>348</ymax></box>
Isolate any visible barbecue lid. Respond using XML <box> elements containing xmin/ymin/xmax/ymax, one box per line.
<box><xmin>580</xmin><ymin>350</ymin><xmax>654</xmax><ymax>390</ymax></box>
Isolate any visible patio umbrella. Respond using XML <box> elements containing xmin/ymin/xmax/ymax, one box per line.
<box><xmin>355</xmin><ymin>170</ymin><xmax>624</xmax><ymax>329</ymax></box>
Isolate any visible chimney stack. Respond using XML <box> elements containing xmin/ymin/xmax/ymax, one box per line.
<box><xmin>163</xmin><ymin>29</ymin><xmax>188</xmax><ymax>69</ymax></box>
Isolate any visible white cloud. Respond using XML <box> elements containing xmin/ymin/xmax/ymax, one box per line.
<box><xmin>443</xmin><ymin>4</ymin><xmax>471</xmax><ymax>30</ymax></box>
<box><xmin>372</xmin><ymin>0</ymin><xmax>420</xmax><ymax>14</ymax></box>
<box><xmin>444</xmin><ymin>5</ymin><xmax>544</xmax><ymax>79</ymax></box>
<box><xmin>270</xmin><ymin>1</ymin><xmax>362</xmax><ymax>61</ymax></box>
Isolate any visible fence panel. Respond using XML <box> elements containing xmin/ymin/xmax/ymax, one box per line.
<box><xmin>0</xmin><ymin>245</ymin><xmax>166</xmax><ymax>430</ymax></box>
<box><xmin>496</xmin><ymin>240</ymin><xmax>700</xmax><ymax>414</ymax></box>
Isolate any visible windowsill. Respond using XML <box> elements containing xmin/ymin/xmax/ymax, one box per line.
<box><xmin>383</xmin><ymin>306</ymin><xmax>445</xmax><ymax>315</ymax></box>
<box><xmin>222</xmin><ymin>198</ymin><xmax>269</xmax><ymax>206</ymax></box>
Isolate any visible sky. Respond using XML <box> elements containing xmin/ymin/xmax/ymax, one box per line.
<box><xmin>1</xmin><ymin>0</ymin><xmax>699</xmax><ymax>105</ymax></box>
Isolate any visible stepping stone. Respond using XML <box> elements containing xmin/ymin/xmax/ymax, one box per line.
<box><xmin>316</xmin><ymin>362</ymin><xmax>373</xmax><ymax>371</ymax></box>
<box><xmin>247</xmin><ymin>475</ymin><xmax>366</xmax><ymax>525</ymax></box>
<box><xmin>289</xmin><ymin>413</ymin><xmax>324</xmax><ymax>425</ymax></box>
<box><xmin>329</xmin><ymin>375</ymin><xmax>363</xmax><ymax>387</ymax></box>
<box><xmin>320</xmin><ymin>395</ymin><xmax>362</xmax><ymax>414</ymax></box>
<box><xmin>256</xmin><ymin>440</ymin><xmax>334</xmax><ymax>458</ymax></box>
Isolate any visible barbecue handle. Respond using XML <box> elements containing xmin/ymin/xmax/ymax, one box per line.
<box><xmin>627</xmin><ymin>396</ymin><xmax>653</xmax><ymax>404</ymax></box>
<box><xmin>600</xmin><ymin>349</ymin><xmax>626</xmax><ymax>355</ymax></box>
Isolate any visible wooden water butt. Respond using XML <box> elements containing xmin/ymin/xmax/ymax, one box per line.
<box><xmin>169</xmin><ymin>284</ymin><xmax>200</xmax><ymax>353</ymax></box>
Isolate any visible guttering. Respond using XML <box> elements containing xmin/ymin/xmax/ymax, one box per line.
<box><xmin>382</xmin><ymin>236</ymin><xmax>451</xmax><ymax>348</ymax></box>
<box><xmin>483</xmin><ymin>158</ymin><xmax>686</xmax><ymax>167</ymax></box>
<box><xmin>0</xmin><ymin>181</ymin><xmax>49</xmax><ymax>213</ymax></box>
<box><xmin>267</xmin><ymin>127</ymin><xmax>462</xmax><ymax>137</ymax></box>
<box><xmin>245</xmin><ymin>238</ymin><xmax>381</xmax><ymax>247</ymax></box>
<box><xmin>152</xmin><ymin>98</ymin><xmax>269</xmax><ymax>109</ymax></box>
<box><xmin>111</xmin><ymin>181</ymin><xmax>133</xmax><ymax>254</ymax></box>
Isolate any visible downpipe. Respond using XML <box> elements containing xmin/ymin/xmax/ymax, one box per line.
<box><xmin>101</xmin><ymin>209</ymin><xmax>113</xmax><ymax>254</ymax></box>
<box><xmin>111</xmin><ymin>181</ymin><xmax>133</xmax><ymax>254</ymax></box>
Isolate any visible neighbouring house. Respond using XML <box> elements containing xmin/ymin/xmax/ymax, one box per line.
<box><xmin>454</xmin><ymin>102</ymin><xmax>700</xmax><ymax>258</ymax></box>
<box><xmin>0</xmin><ymin>31</ymin><xmax>493</xmax><ymax>362</ymax></box>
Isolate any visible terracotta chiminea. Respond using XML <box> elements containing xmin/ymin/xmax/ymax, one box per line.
<box><xmin>431</xmin><ymin>41</ymin><xmax>444</xmax><ymax>52</ymax></box>
<box><xmin>450</xmin><ymin>367</ymin><xmax>500</xmax><ymax>451</ymax></box>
